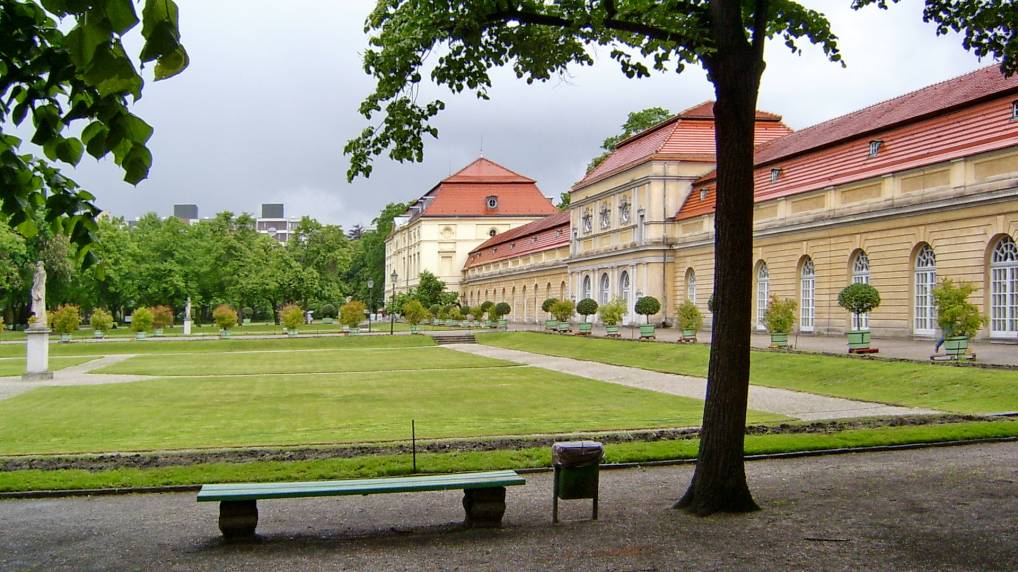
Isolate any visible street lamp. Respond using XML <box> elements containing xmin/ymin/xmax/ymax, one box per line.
<box><xmin>367</xmin><ymin>278</ymin><xmax>374</xmax><ymax>333</ymax></box>
<box><xmin>390</xmin><ymin>270</ymin><xmax>398</xmax><ymax>335</ymax></box>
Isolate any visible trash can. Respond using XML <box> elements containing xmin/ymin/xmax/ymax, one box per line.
<box><xmin>552</xmin><ymin>441</ymin><xmax>604</xmax><ymax>523</ymax></box>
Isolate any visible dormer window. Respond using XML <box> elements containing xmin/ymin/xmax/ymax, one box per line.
<box><xmin>770</xmin><ymin>168</ymin><xmax>782</xmax><ymax>183</ymax></box>
<box><xmin>869</xmin><ymin>140</ymin><xmax>883</xmax><ymax>158</ymax></box>
<box><xmin>486</xmin><ymin>195</ymin><xmax>498</xmax><ymax>209</ymax></box>
<box><xmin>699</xmin><ymin>188</ymin><xmax>709</xmax><ymax>201</ymax></box>
<box><xmin>1012</xmin><ymin>100</ymin><xmax>1018</xmax><ymax>120</ymax></box>
<box><xmin>510</xmin><ymin>242</ymin><xmax>516</xmax><ymax>250</ymax></box>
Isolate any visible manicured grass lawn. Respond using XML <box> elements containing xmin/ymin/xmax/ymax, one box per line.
<box><xmin>0</xmin><ymin>321</ymin><xmax>450</xmax><ymax>341</ymax></box>
<box><xmin>0</xmin><ymin>333</ymin><xmax>433</xmax><ymax>358</ymax></box>
<box><xmin>0</xmin><ymin>365</ymin><xmax>783</xmax><ymax>455</ymax></box>
<box><xmin>97</xmin><ymin>347</ymin><xmax>515</xmax><ymax>376</ymax></box>
<box><xmin>1</xmin><ymin>419</ymin><xmax>1013</xmax><ymax>492</ymax></box>
<box><xmin>480</xmin><ymin>333</ymin><xmax>1018</xmax><ymax>414</ymax></box>
<box><xmin>0</xmin><ymin>356</ymin><xmax>95</xmax><ymax>377</ymax></box>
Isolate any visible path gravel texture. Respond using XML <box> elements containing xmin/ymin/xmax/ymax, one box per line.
<box><xmin>0</xmin><ymin>354</ymin><xmax>149</xmax><ymax>401</ymax></box>
<box><xmin>1</xmin><ymin>442</ymin><xmax>1015</xmax><ymax>571</ymax></box>
<box><xmin>448</xmin><ymin>344</ymin><xmax>939</xmax><ymax>422</ymax></box>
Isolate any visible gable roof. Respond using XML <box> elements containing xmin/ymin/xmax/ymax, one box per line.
<box><xmin>404</xmin><ymin>157</ymin><xmax>556</xmax><ymax>219</ymax></box>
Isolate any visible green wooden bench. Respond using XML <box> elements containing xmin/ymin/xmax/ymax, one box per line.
<box><xmin>197</xmin><ymin>470</ymin><xmax>526</xmax><ymax>539</ymax></box>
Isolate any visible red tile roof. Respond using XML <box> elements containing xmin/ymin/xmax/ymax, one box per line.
<box><xmin>465</xmin><ymin>211</ymin><xmax>570</xmax><ymax>268</ymax></box>
<box><xmin>576</xmin><ymin>102</ymin><xmax>791</xmax><ymax>190</ymax></box>
<box><xmin>407</xmin><ymin>158</ymin><xmax>556</xmax><ymax>218</ymax></box>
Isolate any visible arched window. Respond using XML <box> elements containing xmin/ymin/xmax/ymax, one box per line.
<box><xmin>600</xmin><ymin>273</ymin><xmax>610</xmax><ymax>305</ymax></box>
<box><xmin>686</xmin><ymin>268</ymin><xmax>696</xmax><ymax>303</ymax></box>
<box><xmin>914</xmin><ymin>244</ymin><xmax>937</xmax><ymax>336</ymax></box>
<box><xmin>800</xmin><ymin>258</ymin><xmax>815</xmax><ymax>332</ymax></box>
<box><xmin>756</xmin><ymin>263</ymin><xmax>769</xmax><ymax>330</ymax></box>
<box><xmin>990</xmin><ymin>236</ymin><xmax>1018</xmax><ymax>337</ymax></box>
<box><xmin>851</xmin><ymin>251</ymin><xmax>871</xmax><ymax>331</ymax></box>
<box><xmin>618</xmin><ymin>271</ymin><xmax>631</xmax><ymax>312</ymax></box>
<box><xmin>582</xmin><ymin>275</ymin><xmax>592</xmax><ymax>300</ymax></box>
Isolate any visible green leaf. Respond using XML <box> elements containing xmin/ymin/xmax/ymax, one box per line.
<box><xmin>103</xmin><ymin>0</ymin><xmax>139</xmax><ymax>34</ymax></box>
<box><xmin>154</xmin><ymin>45</ymin><xmax>189</xmax><ymax>80</ymax></box>
<box><xmin>117</xmin><ymin>114</ymin><xmax>154</xmax><ymax>144</ymax></box>
<box><xmin>122</xmin><ymin>144</ymin><xmax>153</xmax><ymax>185</ymax></box>
<box><xmin>17</xmin><ymin>218</ymin><xmax>38</xmax><ymax>238</ymax></box>
<box><xmin>65</xmin><ymin>12</ymin><xmax>113</xmax><ymax>68</ymax></box>
<box><xmin>56</xmin><ymin>138</ymin><xmax>84</xmax><ymax>165</ymax></box>
<box><xmin>83</xmin><ymin>41</ymin><xmax>143</xmax><ymax>98</ymax></box>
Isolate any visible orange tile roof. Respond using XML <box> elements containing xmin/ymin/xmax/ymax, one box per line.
<box><xmin>465</xmin><ymin>211</ymin><xmax>570</xmax><ymax>268</ymax></box>
<box><xmin>576</xmin><ymin>101</ymin><xmax>791</xmax><ymax>190</ymax></box>
<box><xmin>406</xmin><ymin>158</ymin><xmax>556</xmax><ymax>218</ymax></box>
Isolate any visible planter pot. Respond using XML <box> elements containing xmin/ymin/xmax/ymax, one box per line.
<box><xmin>639</xmin><ymin>325</ymin><xmax>656</xmax><ymax>339</ymax></box>
<box><xmin>94</xmin><ymin>331</ymin><xmax>105</xmax><ymax>339</ymax></box>
<box><xmin>498</xmin><ymin>319</ymin><xmax>508</xmax><ymax>331</ymax></box>
<box><xmin>287</xmin><ymin>329</ymin><xmax>298</xmax><ymax>337</ymax></box>
<box><xmin>322</xmin><ymin>318</ymin><xmax>333</xmax><ymax>324</ymax></box>
<box><xmin>410</xmin><ymin>325</ymin><xmax>420</xmax><ymax>334</ymax></box>
<box><xmin>578</xmin><ymin>322</ymin><xmax>593</xmax><ymax>335</ymax></box>
<box><xmin>460</xmin><ymin>320</ymin><xmax>468</xmax><ymax>328</ymax></box>
<box><xmin>135</xmin><ymin>332</ymin><xmax>147</xmax><ymax>340</ymax></box>
<box><xmin>445</xmin><ymin>320</ymin><xmax>455</xmax><ymax>327</ymax></box>
<box><xmin>350</xmin><ymin>327</ymin><xmax>360</xmax><ymax>335</ymax></box>
<box><xmin>557</xmin><ymin>322</ymin><xmax>572</xmax><ymax>333</ymax></box>
<box><xmin>681</xmin><ymin>329</ymin><xmax>696</xmax><ymax>339</ymax></box>
<box><xmin>487</xmin><ymin>321</ymin><xmax>498</xmax><ymax>328</ymax></box>
<box><xmin>243</xmin><ymin>318</ymin><xmax>252</xmax><ymax>325</ymax></box>
<box><xmin>605</xmin><ymin>325</ymin><xmax>620</xmax><ymax>337</ymax></box>
<box><xmin>154</xmin><ymin>328</ymin><xmax>164</xmax><ymax>337</ymax></box>
<box><xmin>220</xmin><ymin>329</ymin><xmax>232</xmax><ymax>338</ymax></box>
<box><xmin>59</xmin><ymin>333</ymin><xmax>72</xmax><ymax>343</ymax></box>
<box><xmin>846</xmin><ymin>330</ymin><xmax>871</xmax><ymax>350</ymax></box>
<box><xmin>769</xmin><ymin>332</ymin><xmax>789</xmax><ymax>348</ymax></box>
<box><xmin>545</xmin><ymin>320</ymin><xmax>558</xmax><ymax>330</ymax></box>
<box><xmin>944</xmin><ymin>335</ymin><xmax>969</xmax><ymax>357</ymax></box>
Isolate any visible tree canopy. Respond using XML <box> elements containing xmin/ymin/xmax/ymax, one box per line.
<box><xmin>587</xmin><ymin>106</ymin><xmax>672</xmax><ymax>173</ymax></box>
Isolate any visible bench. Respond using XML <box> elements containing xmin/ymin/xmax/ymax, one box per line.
<box><xmin>197</xmin><ymin>470</ymin><xmax>526</xmax><ymax>539</ymax></box>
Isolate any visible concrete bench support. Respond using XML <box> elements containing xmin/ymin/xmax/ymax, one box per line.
<box><xmin>219</xmin><ymin>500</ymin><xmax>258</xmax><ymax>540</ymax></box>
<box><xmin>462</xmin><ymin>486</ymin><xmax>507</xmax><ymax>527</ymax></box>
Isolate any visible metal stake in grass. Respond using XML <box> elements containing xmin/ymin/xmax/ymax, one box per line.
<box><xmin>411</xmin><ymin>419</ymin><xmax>417</xmax><ymax>473</ymax></box>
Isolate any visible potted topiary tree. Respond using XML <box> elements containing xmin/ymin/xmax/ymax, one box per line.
<box><xmin>130</xmin><ymin>307</ymin><xmax>154</xmax><ymax>340</ymax></box>
<box><xmin>763</xmin><ymin>295</ymin><xmax>797</xmax><ymax>348</ymax></box>
<box><xmin>635</xmin><ymin>296</ymin><xmax>660</xmax><ymax>339</ymax></box>
<box><xmin>340</xmin><ymin>300</ymin><xmax>366</xmax><ymax>334</ymax></box>
<box><xmin>151</xmin><ymin>305</ymin><xmax>173</xmax><ymax>337</ymax></box>
<box><xmin>541</xmin><ymin>298</ymin><xmax>559</xmax><ymax>330</ymax></box>
<box><xmin>576</xmin><ymin>298</ymin><xmax>598</xmax><ymax>335</ymax></box>
<box><xmin>403</xmin><ymin>299</ymin><xmax>429</xmax><ymax>334</ymax></box>
<box><xmin>50</xmin><ymin>304</ymin><xmax>81</xmax><ymax>342</ymax></box>
<box><xmin>90</xmin><ymin>308</ymin><xmax>113</xmax><ymax>339</ymax></box>
<box><xmin>280</xmin><ymin>303</ymin><xmax>303</xmax><ymax>336</ymax></box>
<box><xmin>598</xmin><ymin>298</ymin><xmax>625</xmax><ymax>338</ymax></box>
<box><xmin>494</xmin><ymin>302</ymin><xmax>511</xmax><ymax>330</ymax></box>
<box><xmin>837</xmin><ymin>283</ymin><xmax>881</xmax><ymax>352</ymax></box>
<box><xmin>429</xmin><ymin>304</ymin><xmax>442</xmax><ymax>326</ymax></box>
<box><xmin>241</xmin><ymin>307</ymin><xmax>254</xmax><ymax>326</ymax></box>
<box><xmin>319</xmin><ymin>303</ymin><xmax>337</xmax><ymax>324</ymax></box>
<box><xmin>675</xmin><ymin>300</ymin><xmax>703</xmax><ymax>343</ymax></box>
<box><xmin>213</xmin><ymin>304</ymin><xmax>238</xmax><ymax>338</ymax></box>
<box><xmin>551</xmin><ymin>299</ymin><xmax>575</xmax><ymax>333</ymax></box>
<box><xmin>932</xmin><ymin>279</ymin><xmax>986</xmax><ymax>359</ymax></box>
<box><xmin>479</xmin><ymin>301</ymin><xmax>495</xmax><ymax>327</ymax></box>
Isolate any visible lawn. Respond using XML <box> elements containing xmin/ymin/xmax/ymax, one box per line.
<box><xmin>0</xmin><ymin>356</ymin><xmax>95</xmax><ymax>377</ymax></box>
<box><xmin>479</xmin><ymin>332</ymin><xmax>1018</xmax><ymax>414</ymax></box>
<box><xmin>97</xmin><ymin>347</ymin><xmax>515</xmax><ymax>376</ymax></box>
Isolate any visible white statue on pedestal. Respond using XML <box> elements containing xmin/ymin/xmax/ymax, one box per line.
<box><xmin>24</xmin><ymin>260</ymin><xmax>52</xmax><ymax>380</ymax></box>
<box><xmin>185</xmin><ymin>297</ymin><xmax>192</xmax><ymax>321</ymax></box>
<box><xmin>29</xmin><ymin>261</ymin><xmax>46</xmax><ymax>330</ymax></box>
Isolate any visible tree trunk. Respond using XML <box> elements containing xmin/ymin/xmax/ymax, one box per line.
<box><xmin>676</xmin><ymin>0</ymin><xmax>767</xmax><ymax>516</ymax></box>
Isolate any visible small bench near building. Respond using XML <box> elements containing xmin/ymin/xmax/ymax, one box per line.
<box><xmin>197</xmin><ymin>470</ymin><xmax>526</xmax><ymax>539</ymax></box>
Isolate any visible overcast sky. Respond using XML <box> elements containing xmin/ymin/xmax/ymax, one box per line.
<box><xmin>63</xmin><ymin>0</ymin><xmax>991</xmax><ymax>228</ymax></box>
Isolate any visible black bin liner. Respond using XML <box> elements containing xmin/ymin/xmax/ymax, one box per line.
<box><xmin>552</xmin><ymin>441</ymin><xmax>604</xmax><ymax>468</ymax></box>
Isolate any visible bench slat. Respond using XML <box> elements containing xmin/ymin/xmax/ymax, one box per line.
<box><xmin>197</xmin><ymin>470</ymin><xmax>525</xmax><ymax>502</ymax></box>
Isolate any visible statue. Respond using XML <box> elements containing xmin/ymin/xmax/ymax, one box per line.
<box><xmin>185</xmin><ymin>297</ymin><xmax>192</xmax><ymax>321</ymax></box>
<box><xmin>29</xmin><ymin>261</ymin><xmax>46</xmax><ymax>329</ymax></box>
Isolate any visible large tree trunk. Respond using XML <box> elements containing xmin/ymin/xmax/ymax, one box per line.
<box><xmin>676</xmin><ymin>0</ymin><xmax>767</xmax><ymax>516</ymax></box>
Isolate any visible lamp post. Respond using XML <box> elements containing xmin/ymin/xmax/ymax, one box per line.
<box><xmin>390</xmin><ymin>270</ymin><xmax>398</xmax><ymax>335</ymax></box>
<box><xmin>367</xmin><ymin>278</ymin><xmax>374</xmax><ymax>333</ymax></box>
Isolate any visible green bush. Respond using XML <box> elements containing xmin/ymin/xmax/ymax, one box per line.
<box><xmin>597</xmin><ymin>298</ymin><xmax>625</xmax><ymax>326</ymax></box>
<box><xmin>635</xmin><ymin>296</ymin><xmax>660</xmax><ymax>323</ymax></box>
<box><xmin>933</xmin><ymin>279</ymin><xmax>986</xmax><ymax>338</ymax></box>
<box><xmin>429</xmin><ymin>304</ymin><xmax>442</xmax><ymax>318</ymax></box>
<box><xmin>469</xmin><ymin>306</ymin><xmax>484</xmax><ymax>321</ymax></box>
<box><xmin>449</xmin><ymin>306</ymin><xmax>464</xmax><ymax>321</ymax></box>
<box><xmin>541</xmin><ymin>298</ymin><xmax>558</xmax><ymax>313</ymax></box>
<box><xmin>576</xmin><ymin>298</ymin><xmax>598</xmax><ymax>320</ymax></box>
<box><xmin>130</xmin><ymin>307</ymin><xmax>154</xmax><ymax>333</ymax></box>
<box><xmin>49</xmin><ymin>304</ymin><xmax>81</xmax><ymax>336</ymax></box>
<box><xmin>402</xmin><ymin>299</ymin><xmax>430</xmax><ymax>326</ymax></box>
<box><xmin>90</xmin><ymin>308</ymin><xmax>114</xmax><ymax>333</ymax></box>
<box><xmin>318</xmin><ymin>304</ymin><xmax>338</xmax><ymax>319</ymax></box>
<box><xmin>437</xmin><ymin>305</ymin><xmax>449</xmax><ymax>320</ymax></box>
<box><xmin>837</xmin><ymin>283</ymin><xmax>881</xmax><ymax>326</ymax></box>
<box><xmin>550</xmin><ymin>299</ymin><xmax>575</xmax><ymax>323</ymax></box>
<box><xmin>241</xmin><ymin>307</ymin><xmax>254</xmax><ymax>319</ymax></box>
<box><xmin>151</xmin><ymin>305</ymin><xmax>174</xmax><ymax>330</ymax></box>
<box><xmin>480</xmin><ymin>301</ymin><xmax>494</xmax><ymax>314</ymax></box>
<box><xmin>763</xmin><ymin>295</ymin><xmax>797</xmax><ymax>334</ymax></box>
<box><xmin>280</xmin><ymin>304</ymin><xmax>304</xmax><ymax>330</ymax></box>
<box><xmin>494</xmin><ymin>302</ymin><xmax>511</xmax><ymax>319</ymax></box>
<box><xmin>339</xmin><ymin>300</ymin><xmax>366</xmax><ymax>328</ymax></box>
<box><xmin>213</xmin><ymin>305</ymin><xmax>238</xmax><ymax>330</ymax></box>
<box><xmin>676</xmin><ymin>300</ymin><xmax>703</xmax><ymax>332</ymax></box>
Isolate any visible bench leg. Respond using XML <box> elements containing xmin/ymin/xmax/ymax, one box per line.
<box><xmin>462</xmin><ymin>487</ymin><xmax>506</xmax><ymax>528</ymax></box>
<box><xmin>219</xmin><ymin>500</ymin><xmax>258</xmax><ymax>540</ymax></box>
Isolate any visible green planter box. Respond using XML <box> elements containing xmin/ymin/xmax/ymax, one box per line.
<box><xmin>605</xmin><ymin>325</ymin><xmax>620</xmax><ymax>336</ymax></box>
<box><xmin>846</xmin><ymin>330</ymin><xmax>870</xmax><ymax>350</ymax></box>
<box><xmin>243</xmin><ymin>318</ymin><xmax>252</xmax><ymax>325</ymax></box>
<box><xmin>410</xmin><ymin>325</ymin><xmax>420</xmax><ymax>334</ymax></box>
<box><xmin>322</xmin><ymin>318</ymin><xmax>333</xmax><ymax>324</ymax></box>
<box><xmin>557</xmin><ymin>323</ymin><xmax>572</xmax><ymax>333</ymax></box>
<box><xmin>287</xmin><ymin>329</ymin><xmax>299</xmax><ymax>337</ymax></box>
<box><xmin>545</xmin><ymin>320</ymin><xmax>558</xmax><ymax>330</ymax></box>
<box><xmin>460</xmin><ymin>320</ymin><xmax>468</xmax><ymax>328</ymax></box>
<box><xmin>59</xmin><ymin>333</ymin><xmax>72</xmax><ymax>343</ymax></box>
<box><xmin>220</xmin><ymin>329</ymin><xmax>232</xmax><ymax>338</ymax></box>
<box><xmin>498</xmin><ymin>319</ymin><xmax>508</xmax><ymax>331</ymax></box>
<box><xmin>94</xmin><ymin>331</ymin><xmax>105</xmax><ymax>339</ymax></box>
<box><xmin>770</xmin><ymin>332</ymin><xmax>789</xmax><ymax>347</ymax></box>
<box><xmin>578</xmin><ymin>322</ymin><xmax>593</xmax><ymax>334</ymax></box>
<box><xmin>350</xmin><ymin>327</ymin><xmax>360</xmax><ymax>335</ymax></box>
<box><xmin>135</xmin><ymin>332</ymin><xmax>147</xmax><ymax>340</ymax></box>
<box><xmin>154</xmin><ymin>328</ymin><xmax>164</xmax><ymax>337</ymax></box>
<box><xmin>445</xmin><ymin>320</ymin><xmax>455</xmax><ymax>327</ymax></box>
<box><xmin>681</xmin><ymin>329</ymin><xmax>696</xmax><ymax>339</ymax></box>
<box><xmin>945</xmin><ymin>336</ymin><xmax>969</xmax><ymax>357</ymax></box>
<box><xmin>639</xmin><ymin>325</ymin><xmax>656</xmax><ymax>339</ymax></box>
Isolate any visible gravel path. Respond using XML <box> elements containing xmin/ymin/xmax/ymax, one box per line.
<box><xmin>1</xmin><ymin>442</ymin><xmax>1015</xmax><ymax>571</ymax></box>
<box><xmin>447</xmin><ymin>344</ymin><xmax>938</xmax><ymax>422</ymax></box>
<box><xmin>0</xmin><ymin>354</ymin><xmax>151</xmax><ymax>401</ymax></box>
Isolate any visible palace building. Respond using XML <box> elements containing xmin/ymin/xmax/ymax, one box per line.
<box><xmin>453</xmin><ymin>65</ymin><xmax>1018</xmax><ymax>340</ymax></box>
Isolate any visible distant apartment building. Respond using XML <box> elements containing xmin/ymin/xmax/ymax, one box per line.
<box><xmin>172</xmin><ymin>204</ymin><xmax>199</xmax><ymax>224</ymax></box>
<box><xmin>256</xmin><ymin>203</ymin><xmax>300</xmax><ymax>243</ymax></box>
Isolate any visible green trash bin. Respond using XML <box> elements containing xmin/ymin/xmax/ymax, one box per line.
<box><xmin>552</xmin><ymin>441</ymin><xmax>604</xmax><ymax>523</ymax></box>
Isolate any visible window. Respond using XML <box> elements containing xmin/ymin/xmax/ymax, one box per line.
<box><xmin>599</xmin><ymin>203</ymin><xmax>611</xmax><ymax>229</ymax></box>
<box><xmin>510</xmin><ymin>242</ymin><xmax>515</xmax><ymax>250</ymax></box>
<box><xmin>851</xmin><ymin>251</ymin><xmax>871</xmax><ymax>331</ymax></box>
<box><xmin>582</xmin><ymin>209</ymin><xmax>593</xmax><ymax>234</ymax></box>
<box><xmin>800</xmin><ymin>258</ymin><xmax>815</xmax><ymax>332</ymax></box>
<box><xmin>488</xmin><ymin>228</ymin><xmax>497</xmax><ymax>237</ymax></box>
<box><xmin>686</xmin><ymin>268</ymin><xmax>696</xmax><ymax>304</ymax></box>
<box><xmin>1012</xmin><ymin>100</ymin><xmax>1018</xmax><ymax>120</ymax></box>
<box><xmin>990</xmin><ymin>236</ymin><xmax>1018</xmax><ymax>337</ymax></box>
<box><xmin>619</xmin><ymin>271</ymin><xmax>631</xmax><ymax>312</ymax></box>
<box><xmin>486</xmin><ymin>195</ymin><xmax>498</xmax><ymax>209</ymax></box>
<box><xmin>914</xmin><ymin>245</ymin><xmax>937</xmax><ymax>335</ymax></box>
<box><xmin>582</xmin><ymin>275</ymin><xmax>592</xmax><ymax>299</ymax></box>
<box><xmin>756</xmin><ymin>263</ymin><xmax>769</xmax><ymax>330</ymax></box>
<box><xmin>699</xmin><ymin>188</ymin><xmax>709</xmax><ymax>201</ymax></box>
<box><xmin>770</xmin><ymin>169</ymin><xmax>782</xmax><ymax>183</ymax></box>
<box><xmin>869</xmin><ymin>140</ymin><xmax>883</xmax><ymax>158</ymax></box>
<box><xmin>600</xmin><ymin>273</ymin><xmax>610</xmax><ymax>305</ymax></box>
<box><xmin>619</xmin><ymin>197</ymin><xmax>631</xmax><ymax>224</ymax></box>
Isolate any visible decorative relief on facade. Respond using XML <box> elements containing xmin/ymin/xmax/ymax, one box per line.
<box><xmin>599</xmin><ymin>203</ymin><xmax>611</xmax><ymax>229</ymax></box>
<box><xmin>582</xmin><ymin>208</ymin><xmax>593</xmax><ymax>234</ymax></box>
<box><xmin>619</xmin><ymin>196</ymin><xmax>631</xmax><ymax>224</ymax></box>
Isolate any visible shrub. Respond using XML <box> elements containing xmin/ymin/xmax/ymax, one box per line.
<box><xmin>635</xmin><ymin>296</ymin><xmax>660</xmax><ymax>323</ymax></box>
<box><xmin>151</xmin><ymin>305</ymin><xmax>174</xmax><ymax>330</ymax></box>
<box><xmin>319</xmin><ymin>304</ymin><xmax>338</xmax><ymax>319</ymax></box>
<box><xmin>576</xmin><ymin>298</ymin><xmax>598</xmax><ymax>321</ymax></box>
<box><xmin>130</xmin><ymin>307</ymin><xmax>154</xmax><ymax>333</ymax></box>
<box><xmin>468</xmin><ymin>306</ymin><xmax>484</xmax><ymax>321</ymax></box>
<box><xmin>493</xmin><ymin>302</ymin><xmax>511</xmax><ymax>319</ymax></box>
<box><xmin>437</xmin><ymin>305</ymin><xmax>449</xmax><ymax>320</ymax></box>
<box><xmin>598</xmin><ymin>298</ymin><xmax>625</xmax><ymax>326</ymax></box>
<box><xmin>340</xmin><ymin>300</ymin><xmax>366</xmax><ymax>328</ymax></box>
<box><xmin>213</xmin><ymin>305</ymin><xmax>238</xmax><ymax>330</ymax></box>
<box><xmin>449</xmin><ymin>306</ymin><xmax>464</xmax><ymax>321</ymax></box>
<box><xmin>541</xmin><ymin>298</ymin><xmax>558</xmax><ymax>313</ymax></box>
<box><xmin>763</xmin><ymin>295</ymin><xmax>797</xmax><ymax>334</ymax></box>
<box><xmin>90</xmin><ymin>308</ymin><xmax>114</xmax><ymax>333</ymax></box>
<box><xmin>402</xmin><ymin>299</ymin><xmax>430</xmax><ymax>326</ymax></box>
<box><xmin>550</xmin><ymin>299</ymin><xmax>575</xmax><ymax>323</ymax></box>
<box><xmin>480</xmin><ymin>301</ymin><xmax>494</xmax><ymax>314</ymax></box>
<box><xmin>429</xmin><ymin>304</ymin><xmax>442</xmax><ymax>318</ymax></box>
<box><xmin>933</xmin><ymin>279</ymin><xmax>986</xmax><ymax>338</ymax></box>
<box><xmin>676</xmin><ymin>300</ymin><xmax>703</xmax><ymax>332</ymax></box>
<box><xmin>50</xmin><ymin>304</ymin><xmax>81</xmax><ymax>336</ymax></box>
<box><xmin>241</xmin><ymin>307</ymin><xmax>254</xmax><ymax>320</ymax></box>
<box><xmin>280</xmin><ymin>304</ymin><xmax>303</xmax><ymax>330</ymax></box>
<box><xmin>837</xmin><ymin>283</ymin><xmax>881</xmax><ymax>327</ymax></box>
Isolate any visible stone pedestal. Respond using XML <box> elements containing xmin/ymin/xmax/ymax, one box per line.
<box><xmin>219</xmin><ymin>500</ymin><xmax>258</xmax><ymax>540</ymax></box>
<box><xmin>183</xmin><ymin>319</ymin><xmax>192</xmax><ymax>336</ymax></box>
<box><xmin>23</xmin><ymin>328</ymin><xmax>53</xmax><ymax>381</ymax></box>
<box><xmin>462</xmin><ymin>487</ymin><xmax>507</xmax><ymax>527</ymax></box>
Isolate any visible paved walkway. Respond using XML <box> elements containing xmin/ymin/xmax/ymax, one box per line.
<box><xmin>447</xmin><ymin>344</ymin><xmax>937</xmax><ymax>421</ymax></box>
<box><xmin>2</xmin><ymin>442</ymin><xmax>1015</xmax><ymax>570</ymax></box>
<box><xmin>0</xmin><ymin>355</ymin><xmax>150</xmax><ymax>401</ymax></box>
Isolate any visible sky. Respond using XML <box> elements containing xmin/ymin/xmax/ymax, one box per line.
<box><xmin>60</xmin><ymin>0</ymin><xmax>992</xmax><ymax>229</ymax></box>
